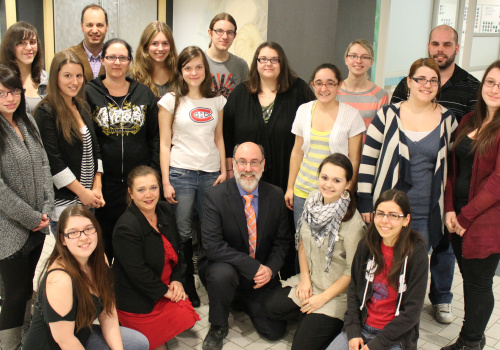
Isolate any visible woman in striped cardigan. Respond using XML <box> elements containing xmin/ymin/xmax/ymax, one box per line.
<box><xmin>357</xmin><ymin>58</ymin><xmax>457</xmax><ymax>324</ymax></box>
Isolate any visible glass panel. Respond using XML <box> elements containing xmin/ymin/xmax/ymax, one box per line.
<box><xmin>470</xmin><ymin>36</ymin><xmax>500</xmax><ymax>67</ymax></box>
<box><xmin>437</xmin><ymin>0</ymin><xmax>459</xmax><ymax>28</ymax></box>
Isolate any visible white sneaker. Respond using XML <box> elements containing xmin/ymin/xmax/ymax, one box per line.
<box><xmin>434</xmin><ymin>303</ymin><xmax>453</xmax><ymax>324</ymax></box>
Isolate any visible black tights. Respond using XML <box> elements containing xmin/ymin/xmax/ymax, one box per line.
<box><xmin>451</xmin><ymin>233</ymin><xmax>500</xmax><ymax>342</ymax></box>
<box><xmin>0</xmin><ymin>243</ymin><xmax>43</xmax><ymax>330</ymax></box>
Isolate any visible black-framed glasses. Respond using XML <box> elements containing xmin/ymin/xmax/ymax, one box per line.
<box><xmin>0</xmin><ymin>89</ymin><xmax>23</xmax><ymax>99</ymax></box>
<box><xmin>62</xmin><ymin>226</ymin><xmax>97</xmax><ymax>239</ymax></box>
<box><xmin>346</xmin><ymin>54</ymin><xmax>371</xmax><ymax>61</ymax></box>
<box><xmin>104</xmin><ymin>55</ymin><xmax>131</xmax><ymax>63</ymax></box>
<box><xmin>373</xmin><ymin>211</ymin><xmax>406</xmax><ymax>221</ymax></box>
<box><xmin>235</xmin><ymin>159</ymin><xmax>264</xmax><ymax>168</ymax></box>
<box><xmin>484</xmin><ymin>80</ymin><xmax>500</xmax><ymax>89</ymax></box>
<box><xmin>257</xmin><ymin>57</ymin><xmax>280</xmax><ymax>64</ymax></box>
<box><xmin>411</xmin><ymin>77</ymin><xmax>440</xmax><ymax>86</ymax></box>
<box><xmin>313</xmin><ymin>81</ymin><xmax>339</xmax><ymax>88</ymax></box>
<box><xmin>212</xmin><ymin>29</ymin><xmax>236</xmax><ymax>37</ymax></box>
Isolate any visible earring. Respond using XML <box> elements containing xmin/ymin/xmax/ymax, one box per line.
<box><xmin>407</xmin><ymin>89</ymin><xmax>410</xmax><ymax>100</ymax></box>
<box><xmin>341</xmin><ymin>190</ymin><xmax>350</xmax><ymax>200</ymax></box>
<box><xmin>432</xmin><ymin>97</ymin><xmax>437</xmax><ymax>104</ymax></box>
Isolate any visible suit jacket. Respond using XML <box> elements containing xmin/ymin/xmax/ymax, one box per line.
<box><xmin>198</xmin><ymin>178</ymin><xmax>291</xmax><ymax>282</ymax></box>
<box><xmin>112</xmin><ymin>201</ymin><xmax>186</xmax><ymax>314</ymax></box>
<box><xmin>69</xmin><ymin>41</ymin><xmax>105</xmax><ymax>83</ymax></box>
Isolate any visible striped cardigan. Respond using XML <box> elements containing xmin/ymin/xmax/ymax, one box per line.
<box><xmin>357</xmin><ymin>102</ymin><xmax>457</xmax><ymax>246</ymax></box>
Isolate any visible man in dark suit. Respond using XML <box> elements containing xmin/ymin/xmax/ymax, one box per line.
<box><xmin>198</xmin><ymin>142</ymin><xmax>291</xmax><ymax>350</ymax></box>
<box><xmin>69</xmin><ymin>4</ymin><xmax>107</xmax><ymax>82</ymax></box>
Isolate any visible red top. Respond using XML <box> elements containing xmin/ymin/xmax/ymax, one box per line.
<box><xmin>365</xmin><ymin>242</ymin><xmax>398</xmax><ymax>329</ymax></box>
<box><xmin>444</xmin><ymin>111</ymin><xmax>500</xmax><ymax>259</ymax></box>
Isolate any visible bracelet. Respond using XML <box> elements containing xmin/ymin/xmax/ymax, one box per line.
<box><xmin>227</xmin><ymin>169</ymin><xmax>233</xmax><ymax>171</ymax></box>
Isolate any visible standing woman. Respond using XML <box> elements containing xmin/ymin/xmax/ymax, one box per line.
<box><xmin>113</xmin><ymin>166</ymin><xmax>200</xmax><ymax>350</ymax></box>
<box><xmin>133</xmin><ymin>21</ymin><xmax>178</xmax><ymax>99</ymax></box>
<box><xmin>326</xmin><ymin>190</ymin><xmax>428</xmax><ymax>350</ymax></box>
<box><xmin>35</xmin><ymin>50</ymin><xmax>104</xmax><ymax>234</ymax></box>
<box><xmin>0</xmin><ymin>21</ymin><xmax>48</xmax><ymax>115</ymax></box>
<box><xmin>23</xmin><ymin>205</ymin><xmax>149</xmax><ymax>350</ymax></box>
<box><xmin>86</xmin><ymin>38</ymin><xmax>159</xmax><ymax>262</ymax></box>
<box><xmin>158</xmin><ymin>46</ymin><xmax>226</xmax><ymax>307</ymax></box>
<box><xmin>357</xmin><ymin>58</ymin><xmax>457</xmax><ymax>322</ymax></box>
<box><xmin>266</xmin><ymin>154</ymin><xmax>365</xmax><ymax>350</ymax></box>
<box><xmin>285</xmin><ymin>63</ymin><xmax>365</xmax><ymax>225</ymax></box>
<box><xmin>205</xmin><ymin>13</ymin><xmax>249</xmax><ymax>98</ymax></box>
<box><xmin>442</xmin><ymin>60</ymin><xmax>500</xmax><ymax>350</ymax></box>
<box><xmin>337</xmin><ymin>39</ymin><xmax>388</xmax><ymax>130</ymax></box>
<box><xmin>0</xmin><ymin>65</ymin><xmax>53</xmax><ymax>349</ymax></box>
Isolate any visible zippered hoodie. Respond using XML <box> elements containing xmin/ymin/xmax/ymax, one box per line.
<box><xmin>344</xmin><ymin>238</ymin><xmax>428</xmax><ymax>350</ymax></box>
<box><xmin>86</xmin><ymin>76</ymin><xmax>160</xmax><ymax>182</ymax></box>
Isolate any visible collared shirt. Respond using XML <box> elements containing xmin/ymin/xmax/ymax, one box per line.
<box><xmin>236</xmin><ymin>181</ymin><xmax>259</xmax><ymax>218</ymax></box>
<box><xmin>82</xmin><ymin>40</ymin><xmax>103</xmax><ymax>79</ymax></box>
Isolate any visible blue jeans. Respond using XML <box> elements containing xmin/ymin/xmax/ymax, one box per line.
<box><xmin>292</xmin><ymin>195</ymin><xmax>306</xmax><ymax>229</ymax></box>
<box><xmin>326</xmin><ymin>324</ymin><xmax>402</xmax><ymax>350</ymax></box>
<box><xmin>411</xmin><ymin>217</ymin><xmax>455</xmax><ymax>304</ymax></box>
<box><xmin>169</xmin><ymin>167</ymin><xmax>220</xmax><ymax>242</ymax></box>
<box><xmin>85</xmin><ymin>325</ymin><xmax>149</xmax><ymax>349</ymax></box>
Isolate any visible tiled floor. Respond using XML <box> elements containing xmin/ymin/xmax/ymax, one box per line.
<box><xmin>34</xmin><ymin>235</ymin><xmax>500</xmax><ymax>350</ymax></box>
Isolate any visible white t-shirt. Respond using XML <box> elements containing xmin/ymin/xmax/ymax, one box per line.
<box><xmin>158</xmin><ymin>93</ymin><xmax>226</xmax><ymax>172</ymax></box>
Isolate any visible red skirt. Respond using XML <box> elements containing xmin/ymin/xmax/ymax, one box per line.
<box><xmin>117</xmin><ymin>234</ymin><xmax>200</xmax><ymax>349</ymax></box>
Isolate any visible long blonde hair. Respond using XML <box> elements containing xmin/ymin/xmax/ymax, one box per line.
<box><xmin>133</xmin><ymin>21</ymin><xmax>177</xmax><ymax>98</ymax></box>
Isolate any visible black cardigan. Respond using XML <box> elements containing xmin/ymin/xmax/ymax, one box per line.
<box><xmin>112</xmin><ymin>202</ymin><xmax>186</xmax><ymax>314</ymax></box>
<box><xmin>34</xmin><ymin>100</ymin><xmax>101</xmax><ymax>201</ymax></box>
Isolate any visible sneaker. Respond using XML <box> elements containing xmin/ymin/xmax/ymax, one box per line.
<box><xmin>202</xmin><ymin>324</ymin><xmax>229</xmax><ymax>350</ymax></box>
<box><xmin>434</xmin><ymin>303</ymin><xmax>453</xmax><ymax>324</ymax></box>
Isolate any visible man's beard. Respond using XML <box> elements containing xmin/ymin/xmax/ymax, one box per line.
<box><xmin>234</xmin><ymin>169</ymin><xmax>261</xmax><ymax>192</ymax></box>
<box><xmin>429</xmin><ymin>51</ymin><xmax>456</xmax><ymax>70</ymax></box>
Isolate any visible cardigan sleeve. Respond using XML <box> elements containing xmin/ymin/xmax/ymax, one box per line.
<box><xmin>146</xmin><ymin>89</ymin><xmax>160</xmax><ymax>173</ymax></box>
<box><xmin>34</xmin><ymin>104</ymin><xmax>77</xmax><ymax>189</ymax></box>
<box><xmin>357</xmin><ymin>107</ymin><xmax>388</xmax><ymax>213</ymax></box>
<box><xmin>344</xmin><ymin>240</ymin><xmax>366</xmax><ymax>341</ymax></box>
<box><xmin>223</xmin><ymin>84</ymin><xmax>241</xmax><ymax>156</ymax></box>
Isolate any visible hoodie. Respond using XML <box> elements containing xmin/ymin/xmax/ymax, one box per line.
<box><xmin>86</xmin><ymin>76</ymin><xmax>160</xmax><ymax>182</ymax></box>
<box><xmin>344</xmin><ymin>238</ymin><xmax>428</xmax><ymax>350</ymax></box>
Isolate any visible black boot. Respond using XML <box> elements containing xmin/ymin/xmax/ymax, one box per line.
<box><xmin>441</xmin><ymin>335</ymin><xmax>485</xmax><ymax>350</ymax></box>
<box><xmin>183</xmin><ymin>240</ymin><xmax>200</xmax><ymax>307</ymax></box>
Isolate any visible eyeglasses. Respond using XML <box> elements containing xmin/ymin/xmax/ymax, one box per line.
<box><xmin>346</xmin><ymin>54</ymin><xmax>371</xmax><ymax>61</ymax></box>
<box><xmin>0</xmin><ymin>89</ymin><xmax>23</xmax><ymax>99</ymax></box>
<box><xmin>411</xmin><ymin>77</ymin><xmax>440</xmax><ymax>86</ymax></box>
<box><xmin>373</xmin><ymin>211</ymin><xmax>406</xmax><ymax>221</ymax></box>
<box><xmin>104</xmin><ymin>55</ymin><xmax>131</xmax><ymax>63</ymax></box>
<box><xmin>62</xmin><ymin>226</ymin><xmax>97</xmax><ymax>239</ymax></box>
<box><xmin>313</xmin><ymin>81</ymin><xmax>339</xmax><ymax>89</ymax></box>
<box><xmin>16</xmin><ymin>39</ymin><xmax>37</xmax><ymax>48</ymax></box>
<box><xmin>235</xmin><ymin>159</ymin><xmax>264</xmax><ymax>168</ymax></box>
<box><xmin>212</xmin><ymin>29</ymin><xmax>236</xmax><ymax>37</ymax></box>
<box><xmin>257</xmin><ymin>57</ymin><xmax>280</xmax><ymax>64</ymax></box>
<box><xmin>484</xmin><ymin>80</ymin><xmax>500</xmax><ymax>89</ymax></box>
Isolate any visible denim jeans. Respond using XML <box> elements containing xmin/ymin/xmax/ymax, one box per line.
<box><xmin>85</xmin><ymin>325</ymin><xmax>149</xmax><ymax>349</ymax></box>
<box><xmin>292</xmin><ymin>194</ymin><xmax>306</xmax><ymax>230</ymax></box>
<box><xmin>411</xmin><ymin>217</ymin><xmax>455</xmax><ymax>304</ymax></box>
<box><xmin>325</xmin><ymin>324</ymin><xmax>402</xmax><ymax>350</ymax></box>
<box><xmin>169</xmin><ymin>167</ymin><xmax>220</xmax><ymax>242</ymax></box>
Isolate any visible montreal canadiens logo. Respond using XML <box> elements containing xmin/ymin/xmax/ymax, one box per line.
<box><xmin>190</xmin><ymin>107</ymin><xmax>213</xmax><ymax>123</ymax></box>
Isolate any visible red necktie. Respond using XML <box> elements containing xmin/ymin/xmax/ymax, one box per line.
<box><xmin>243</xmin><ymin>194</ymin><xmax>257</xmax><ymax>258</ymax></box>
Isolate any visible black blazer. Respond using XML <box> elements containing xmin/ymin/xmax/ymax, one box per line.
<box><xmin>198</xmin><ymin>178</ymin><xmax>291</xmax><ymax>283</ymax></box>
<box><xmin>112</xmin><ymin>202</ymin><xmax>186</xmax><ymax>314</ymax></box>
<box><xmin>34</xmin><ymin>100</ymin><xmax>102</xmax><ymax>201</ymax></box>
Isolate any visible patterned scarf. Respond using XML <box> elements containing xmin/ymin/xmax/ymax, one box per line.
<box><xmin>295</xmin><ymin>191</ymin><xmax>350</xmax><ymax>272</ymax></box>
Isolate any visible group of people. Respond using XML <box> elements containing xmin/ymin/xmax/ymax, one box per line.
<box><xmin>0</xmin><ymin>3</ymin><xmax>499</xmax><ymax>350</ymax></box>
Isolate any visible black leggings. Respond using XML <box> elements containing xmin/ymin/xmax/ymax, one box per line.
<box><xmin>0</xmin><ymin>243</ymin><xmax>43</xmax><ymax>330</ymax></box>
<box><xmin>265</xmin><ymin>286</ymin><xmax>344</xmax><ymax>350</ymax></box>
<box><xmin>451</xmin><ymin>232</ymin><xmax>500</xmax><ymax>342</ymax></box>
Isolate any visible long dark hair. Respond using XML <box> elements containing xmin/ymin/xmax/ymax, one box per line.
<box><xmin>38</xmin><ymin>49</ymin><xmax>87</xmax><ymax>144</ymax></box>
<box><xmin>0</xmin><ymin>65</ymin><xmax>41</xmax><ymax>153</ymax></box>
<box><xmin>246</xmin><ymin>41</ymin><xmax>297</xmax><ymax>94</ymax></box>
<box><xmin>41</xmin><ymin>206</ymin><xmax>115</xmax><ymax>332</ymax></box>
<box><xmin>364</xmin><ymin>189</ymin><xmax>423</xmax><ymax>288</ymax></box>
<box><xmin>317</xmin><ymin>153</ymin><xmax>355</xmax><ymax>221</ymax></box>
<box><xmin>172</xmin><ymin>46</ymin><xmax>217</xmax><ymax>118</ymax></box>
<box><xmin>0</xmin><ymin>21</ymin><xmax>44</xmax><ymax>84</ymax></box>
<box><xmin>133</xmin><ymin>21</ymin><xmax>178</xmax><ymax>98</ymax></box>
<box><xmin>309</xmin><ymin>63</ymin><xmax>342</xmax><ymax>85</ymax></box>
<box><xmin>454</xmin><ymin>60</ymin><xmax>500</xmax><ymax>157</ymax></box>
